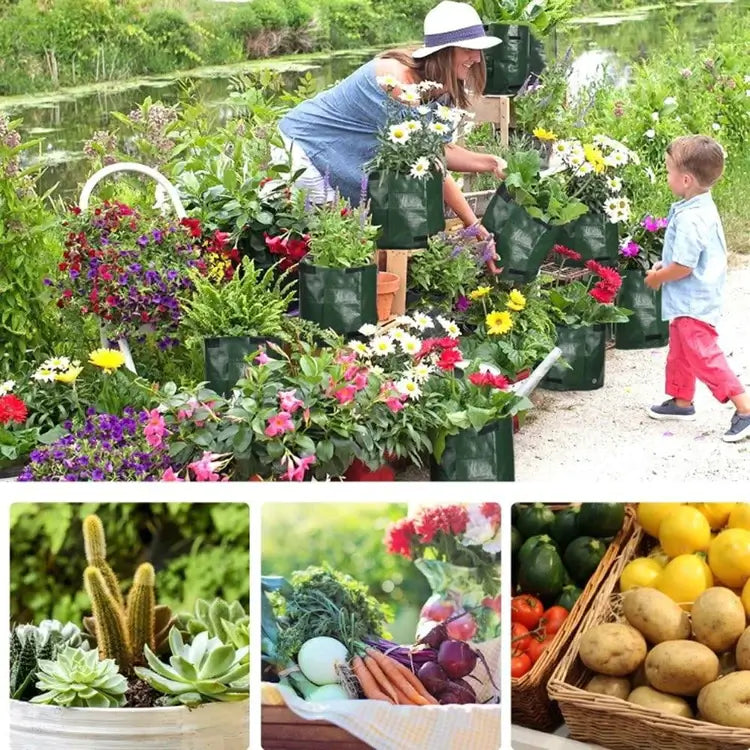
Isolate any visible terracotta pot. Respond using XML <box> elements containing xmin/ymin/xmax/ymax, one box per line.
<box><xmin>376</xmin><ymin>271</ymin><xmax>400</xmax><ymax>321</ymax></box>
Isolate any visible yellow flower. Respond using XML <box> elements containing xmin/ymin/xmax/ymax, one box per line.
<box><xmin>88</xmin><ymin>348</ymin><xmax>126</xmax><ymax>374</ymax></box>
<box><xmin>54</xmin><ymin>366</ymin><xmax>84</xmax><ymax>384</ymax></box>
<box><xmin>533</xmin><ymin>127</ymin><xmax>558</xmax><ymax>141</ymax></box>
<box><xmin>469</xmin><ymin>286</ymin><xmax>491</xmax><ymax>300</ymax></box>
<box><xmin>506</xmin><ymin>289</ymin><xmax>526</xmax><ymax>311</ymax></box>
<box><xmin>584</xmin><ymin>144</ymin><xmax>606</xmax><ymax>174</ymax></box>
<box><xmin>486</xmin><ymin>310</ymin><xmax>513</xmax><ymax>335</ymax></box>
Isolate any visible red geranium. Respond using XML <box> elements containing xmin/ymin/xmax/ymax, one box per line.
<box><xmin>0</xmin><ymin>394</ymin><xmax>28</xmax><ymax>425</ymax></box>
<box><xmin>384</xmin><ymin>517</ymin><xmax>416</xmax><ymax>558</ymax></box>
<box><xmin>180</xmin><ymin>217</ymin><xmax>203</xmax><ymax>238</ymax></box>
<box><xmin>481</xmin><ymin>503</ymin><xmax>501</xmax><ymax>525</ymax></box>
<box><xmin>413</xmin><ymin>505</ymin><xmax>469</xmax><ymax>543</ymax></box>
<box><xmin>468</xmin><ymin>371</ymin><xmax>511</xmax><ymax>390</ymax></box>
<box><xmin>436</xmin><ymin>348</ymin><xmax>463</xmax><ymax>371</ymax></box>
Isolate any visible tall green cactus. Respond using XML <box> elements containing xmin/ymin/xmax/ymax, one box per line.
<box><xmin>127</xmin><ymin>563</ymin><xmax>156</xmax><ymax>666</ymax></box>
<box><xmin>82</xmin><ymin>515</ymin><xmax>125</xmax><ymax>611</ymax></box>
<box><xmin>84</xmin><ymin>567</ymin><xmax>132</xmax><ymax>673</ymax></box>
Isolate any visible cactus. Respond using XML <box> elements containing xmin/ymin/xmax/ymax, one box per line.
<box><xmin>84</xmin><ymin>566</ymin><xmax>132</xmax><ymax>673</ymax></box>
<box><xmin>127</xmin><ymin>563</ymin><xmax>156</xmax><ymax>666</ymax></box>
<box><xmin>82</xmin><ymin>515</ymin><xmax>125</xmax><ymax>611</ymax></box>
<box><xmin>31</xmin><ymin>646</ymin><xmax>127</xmax><ymax>707</ymax></box>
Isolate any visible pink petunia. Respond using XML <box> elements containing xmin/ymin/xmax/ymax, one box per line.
<box><xmin>334</xmin><ymin>385</ymin><xmax>358</xmax><ymax>405</ymax></box>
<box><xmin>278</xmin><ymin>389</ymin><xmax>304</xmax><ymax>414</ymax></box>
<box><xmin>386</xmin><ymin>396</ymin><xmax>406</xmax><ymax>413</ymax></box>
<box><xmin>353</xmin><ymin>371</ymin><xmax>369</xmax><ymax>391</ymax></box>
<box><xmin>265</xmin><ymin>411</ymin><xmax>295</xmax><ymax>437</ymax></box>
<box><xmin>144</xmin><ymin>408</ymin><xmax>167</xmax><ymax>448</ymax></box>
<box><xmin>188</xmin><ymin>451</ymin><xmax>222</xmax><ymax>481</ymax></box>
<box><xmin>177</xmin><ymin>397</ymin><xmax>199</xmax><ymax>422</ymax></box>
<box><xmin>161</xmin><ymin>467</ymin><xmax>184</xmax><ymax>482</ymax></box>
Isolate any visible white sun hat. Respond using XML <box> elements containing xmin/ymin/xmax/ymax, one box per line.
<box><xmin>412</xmin><ymin>1</ymin><xmax>502</xmax><ymax>59</ymax></box>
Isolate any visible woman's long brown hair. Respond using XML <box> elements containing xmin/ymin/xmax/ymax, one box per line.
<box><xmin>377</xmin><ymin>47</ymin><xmax>486</xmax><ymax>109</ymax></box>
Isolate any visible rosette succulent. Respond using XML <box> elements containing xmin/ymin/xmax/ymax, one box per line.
<box><xmin>30</xmin><ymin>646</ymin><xmax>127</xmax><ymax>707</ymax></box>
<box><xmin>134</xmin><ymin>627</ymin><xmax>249</xmax><ymax>706</ymax></box>
<box><xmin>176</xmin><ymin>598</ymin><xmax>249</xmax><ymax>649</ymax></box>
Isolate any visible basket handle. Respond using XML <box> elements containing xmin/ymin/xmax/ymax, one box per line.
<box><xmin>78</xmin><ymin>161</ymin><xmax>186</xmax><ymax>218</ymax></box>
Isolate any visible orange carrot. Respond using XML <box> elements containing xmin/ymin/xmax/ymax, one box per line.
<box><xmin>362</xmin><ymin>655</ymin><xmax>399</xmax><ymax>703</ymax></box>
<box><xmin>388</xmin><ymin>657</ymin><xmax>439</xmax><ymax>705</ymax></box>
<box><xmin>365</xmin><ymin>648</ymin><xmax>430</xmax><ymax>706</ymax></box>
<box><xmin>393</xmin><ymin>685</ymin><xmax>418</xmax><ymax>706</ymax></box>
<box><xmin>351</xmin><ymin>656</ymin><xmax>393</xmax><ymax>703</ymax></box>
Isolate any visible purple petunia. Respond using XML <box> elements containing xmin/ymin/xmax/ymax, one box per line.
<box><xmin>620</xmin><ymin>240</ymin><xmax>641</xmax><ymax>258</ymax></box>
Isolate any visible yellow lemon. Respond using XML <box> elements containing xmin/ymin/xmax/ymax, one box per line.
<box><xmin>636</xmin><ymin>503</ymin><xmax>683</xmax><ymax>538</ymax></box>
<box><xmin>709</xmin><ymin>528</ymin><xmax>750</xmax><ymax>589</ymax></box>
<box><xmin>655</xmin><ymin>554</ymin><xmax>713</xmax><ymax>611</ymax></box>
<box><xmin>691</xmin><ymin>502</ymin><xmax>737</xmax><ymax>530</ymax></box>
<box><xmin>619</xmin><ymin>557</ymin><xmax>664</xmax><ymax>592</ymax></box>
<box><xmin>728</xmin><ymin>504</ymin><xmax>750</xmax><ymax>532</ymax></box>
<box><xmin>741</xmin><ymin>579</ymin><xmax>750</xmax><ymax>618</ymax></box>
<box><xmin>658</xmin><ymin>506</ymin><xmax>711</xmax><ymax>558</ymax></box>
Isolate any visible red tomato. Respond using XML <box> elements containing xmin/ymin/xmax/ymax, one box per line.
<box><xmin>540</xmin><ymin>605</ymin><xmax>569</xmax><ymax>636</ymax></box>
<box><xmin>511</xmin><ymin>595</ymin><xmax>544</xmax><ymax>629</ymax></box>
<box><xmin>526</xmin><ymin>634</ymin><xmax>552</xmax><ymax>664</ymax></box>
<box><xmin>511</xmin><ymin>652</ymin><xmax>532</xmax><ymax>678</ymax></box>
<box><xmin>420</xmin><ymin>596</ymin><xmax>457</xmax><ymax>622</ymax></box>
<box><xmin>445</xmin><ymin>611</ymin><xmax>477</xmax><ymax>641</ymax></box>
<box><xmin>482</xmin><ymin>595</ymin><xmax>500</xmax><ymax>615</ymax></box>
<box><xmin>511</xmin><ymin>622</ymin><xmax>531</xmax><ymax>652</ymax></box>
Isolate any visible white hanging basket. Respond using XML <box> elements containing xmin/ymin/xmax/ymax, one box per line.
<box><xmin>10</xmin><ymin>698</ymin><xmax>249</xmax><ymax>750</ymax></box>
<box><xmin>78</xmin><ymin>161</ymin><xmax>187</xmax><ymax>375</ymax></box>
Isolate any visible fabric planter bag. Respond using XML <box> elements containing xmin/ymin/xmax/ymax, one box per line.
<box><xmin>430</xmin><ymin>418</ymin><xmax>515</xmax><ymax>482</ymax></box>
<box><xmin>615</xmin><ymin>269</ymin><xmax>669</xmax><ymax>350</ymax></box>
<box><xmin>298</xmin><ymin>261</ymin><xmax>377</xmax><ymax>335</ymax></box>
<box><xmin>368</xmin><ymin>170</ymin><xmax>445</xmax><ymax>249</ymax></box>
<box><xmin>542</xmin><ymin>324</ymin><xmax>606</xmax><ymax>391</ymax></box>
<box><xmin>482</xmin><ymin>186</ymin><xmax>559</xmax><ymax>283</ymax></box>
<box><xmin>204</xmin><ymin>335</ymin><xmax>271</xmax><ymax>397</ymax></box>
<box><xmin>483</xmin><ymin>24</ymin><xmax>532</xmax><ymax>95</ymax></box>
<box><xmin>558</xmin><ymin>213</ymin><xmax>619</xmax><ymax>265</ymax></box>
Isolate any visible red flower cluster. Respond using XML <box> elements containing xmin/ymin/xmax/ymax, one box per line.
<box><xmin>481</xmin><ymin>503</ymin><xmax>501</xmax><ymax>525</ymax></box>
<box><xmin>553</xmin><ymin>244</ymin><xmax>582</xmax><ymax>261</ymax></box>
<box><xmin>196</xmin><ymin>229</ymin><xmax>239</xmax><ymax>281</ymax></box>
<box><xmin>413</xmin><ymin>505</ymin><xmax>469</xmax><ymax>543</ymax></box>
<box><xmin>417</xmin><ymin>336</ymin><xmax>460</xmax><ymax>360</ymax></box>
<box><xmin>468</xmin><ymin>371</ymin><xmax>511</xmax><ymax>390</ymax></box>
<box><xmin>437</xmin><ymin>348</ymin><xmax>463</xmax><ymax>371</ymax></box>
<box><xmin>585</xmin><ymin>260</ymin><xmax>622</xmax><ymax>304</ymax></box>
<box><xmin>384</xmin><ymin>517</ymin><xmax>416</xmax><ymax>558</ymax></box>
<box><xmin>0</xmin><ymin>394</ymin><xmax>28</xmax><ymax>425</ymax></box>
<box><xmin>264</xmin><ymin>232</ymin><xmax>310</xmax><ymax>271</ymax></box>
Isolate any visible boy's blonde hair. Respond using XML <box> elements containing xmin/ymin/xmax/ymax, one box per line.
<box><xmin>667</xmin><ymin>135</ymin><xmax>725</xmax><ymax>187</ymax></box>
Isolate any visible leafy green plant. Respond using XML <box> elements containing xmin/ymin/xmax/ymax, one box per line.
<box><xmin>30</xmin><ymin>646</ymin><xmax>128</xmax><ymax>708</ymax></box>
<box><xmin>471</xmin><ymin>0</ymin><xmax>575</xmax><ymax>34</ymax></box>
<box><xmin>179</xmin><ymin>257</ymin><xmax>296</xmax><ymax>341</ymax></box>
<box><xmin>134</xmin><ymin>627</ymin><xmax>249</xmax><ymax>707</ymax></box>
<box><xmin>176</xmin><ymin>598</ymin><xmax>249</xmax><ymax>649</ymax></box>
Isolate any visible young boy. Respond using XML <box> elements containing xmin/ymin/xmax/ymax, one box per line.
<box><xmin>645</xmin><ymin>134</ymin><xmax>750</xmax><ymax>442</ymax></box>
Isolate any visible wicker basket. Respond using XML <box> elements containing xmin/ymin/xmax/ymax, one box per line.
<box><xmin>512</xmin><ymin>504</ymin><xmax>637</xmax><ymax>731</ymax></box>
<box><xmin>547</xmin><ymin>524</ymin><xmax>750</xmax><ymax>750</ymax></box>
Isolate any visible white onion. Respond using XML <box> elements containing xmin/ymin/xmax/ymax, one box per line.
<box><xmin>307</xmin><ymin>683</ymin><xmax>350</xmax><ymax>702</ymax></box>
<box><xmin>297</xmin><ymin>636</ymin><xmax>349</xmax><ymax>685</ymax></box>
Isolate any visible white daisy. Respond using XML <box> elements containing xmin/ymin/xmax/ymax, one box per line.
<box><xmin>428</xmin><ymin>122</ymin><xmax>449</xmax><ymax>135</ymax></box>
<box><xmin>605</xmin><ymin>150</ymin><xmax>628</xmax><ymax>166</ymax></box>
<box><xmin>606</xmin><ymin>176</ymin><xmax>622</xmax><ymax>192</ymax></box>
<box><xmin>412</xmin><ymin>312</ymin><xmax>433</xmax><ymax>331</ymax></box>
<box><xmin>400</xmin><ymin>335</ymin><xmax>422</xmax><ymax>356</ymax></box>
<box><xmin>552</xmin><ymin>140</ymin><xmax>572</xmax><ymax>157</ymax></box>
<box><xmin>404</xmin><ymin>120</ymin><xmax>422</xmax><ymax>132</ymax></box>
<box><xmin>396</xmin><ymin>378</ymin><xmax>422</xmax><ymax>400</ymax></box>
<box><xmin>575</xmin><ymin>161</ymin><xmax>594</xmax><ymax>176</ymax></box>
<box><xmin>651</xmin><ymin>111</ymin><xmax>660</xmax><ymax>121</ymax></box>
<box><xmin>592</xmin><ymin>135</ymin><xmax>607</xmax><ymax>147</ymax></box>
<box><xmin>399</xmin><ymin>88</ymin><xmax>421</xmax><ymax>104</ymax></box>
<box><xmin>436</xmin><ymin>105</ymin><xmax>454</xmax><ymax>122</ymax></box>
<box><xmin>47</xmin><ymin>356</ymin><xmax>71</xmax><ymax>371</ymax></box>
<box><xmin>603</xmin><ymin>197</ymin><xmax>621</xmax><ymax>214</ymax></box>
<box><xmin>417</xmin><ymin>105</ymin><xmax>431</xmax><ymax>115</ymax></box>
<box><xmin>32</xmin><ymin>367</ymin><xmax>56</xmax><ymax>383</ymax></box>
<box><xmin>347</xmin><ymin>340</ymin><xmax>370</xmax><ymax>356</ymax></box>
<box><xmin>369</xmin><ymin>364</ymin><xmax>384</xmax><ymax>376</ymax></box>
<box><xmin>388</xmin><ymin>124</ymin><xmax>411</xmax><ymax>144</ymax></box>
<box><xmin>395</xmin><ymin>315</ymin><xmax>415</xmax><ymax>327</ymax></box>
<box><xmin>0</xmin><ymin>379</ymin><xmax>15</xmax><ymax>396</ymax></box>
<box><xmin>437</xmin><ymin>316</ymin><xmax>460</xmax><ymax>337</ymax></box>
<box><xmin>376</xmin><ymin>74</ymin><xmax>398</xmax><ymax>89</ymax></box>
<box><xmin>389</xmin><ymin>327</ymin><xmax>406</xmax><ymax>341</ymax></box>
<box><xmin>568</xmin><ymin>154</ymin><xmax>584</xmax><ymax>168</ymax></box>
<box><xmin>370</xmin><ymin>336</ymin><xmax>395</xmax><ymax>357</ymax></box>
<box><xmin>409</xmin><ymin>157</ymin><xmax>430</xmax><ymax>179</ymax></box>
<box><xmin>410</xmin><ymin>363</ymin><xmax>433</xmax><ymax>383</ymax></box>
<box><xmin>359</xmin><ymin>323</ymin><xmax>378</xmax><ymax>337</ymax></box>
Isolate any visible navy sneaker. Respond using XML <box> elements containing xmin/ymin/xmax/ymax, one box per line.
<box><xmin>723</xmin><ymin>412</ymin><xmax>750</xmax><ymax>443</ymax></box>
<box><xmin>648</xmin><ymin>398</ymin><xmax>696</xmax><ymax>421</ymax></box>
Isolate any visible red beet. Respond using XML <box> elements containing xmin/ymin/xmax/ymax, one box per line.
<box><xmin>417</xmin><ymin>661</ymin><xmax>449</xmax><ymax>697</ymax></box>
<box><xmin>437</xmin><ymin>678</ymin><xmax>476</xmax><ymax>704</ymax></box>
<box><xmin>437</xmin><ymin>639</ymin><xmax>477</xmax><ymax>679</ymax></box>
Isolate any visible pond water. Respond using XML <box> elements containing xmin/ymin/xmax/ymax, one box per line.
<box><xmin>0</xmin><ymin>0</ymin><xmax>735</xmax><ymax>199</ymax></box>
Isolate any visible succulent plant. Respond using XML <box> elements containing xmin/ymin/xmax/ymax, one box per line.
<box><xmin>30</xmin><ymin>646</ymin><xmax>128</xmax><ymax>707</ymax></box>
<box><xmin>134</xmin><ymin>627</ymin><xmax>249</xmax><ymax>707</ymax></box>
<box><xmin>10</xmin><ymin>620</ymin><xmax>91</xmax><ymax>700</ymax></box>
<box><xmin>177</xmin><ymin>598</ymin><xmax>249</xmax><ymax>650</ymax></box>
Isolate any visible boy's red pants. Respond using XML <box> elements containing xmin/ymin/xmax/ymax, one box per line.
<box><xmin>666</xmin><ymin>316</ymin><xmax>744</xmax><ymax>403</ymax></box>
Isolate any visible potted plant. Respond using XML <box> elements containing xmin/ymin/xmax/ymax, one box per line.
<box><xmin>179</xmin><ymin>256</ymin><xmax>296</xmax><ymax>396</ymax></box>
<box><xmin>9</xmin><ymin>515</ymin><xmax>249</xmax><ymax>749</ymax></box>
<box><xmin>553</xmin><ymin>135</ymin><xmax>637</xmax><ymax>265</ymax></box>
<box><xmin>299</xmin><ymin>194</ymin><xmax>379</xmax><ymax>335</ymax></box>
<box><xmin>482</xmin><ymin>142</ymin><xmax>588</xmax><ymax>282</ymax></box>
<box><xmin>366</xmin><ymin>79</ymin><xmax>469</xmax><ymax>249</ymax></box>
<box><xmin>472</xmin><ymin>0</ymin><xmax>574</xmax><ymax>95</ymax></box>
<box><xmin>0</xmin><ymin>383</ymin><xmax>37</xmax><ymax>478</ymax></box>
<box><xmin>615</xmin><ymin>215</ymin><xmax>670</xmax><ymax>350</ymax></box>
<box><xmin>540</xmin><ymin>245</ymin><xmax>631</xmax><ymax>391</ymax></box>
<box><xmin>385</xmin><ymin>503</ymin><xmax>500</xmax><ymax>642</ymax></box>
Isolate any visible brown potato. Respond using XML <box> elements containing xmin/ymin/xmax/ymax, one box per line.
<box><xmin>735</xmin><ymin>626</ymin><xmax>750</xmax><ymax>670</ymax></box>
<box><xmin>585</xmin><ymin>675</ymin><xmax>631</xmax><ymax>700</ymax></box>
<box><xmin>691</xmin><ymin>587</ymin><xmax>747</xmax><ymax>653</ymax></box>
<box><xmin>628</xmin><ymin>686</ymin><xmax>693</xmax><ymax>718</ymax></box>
<box><xmin>622</xmin><ymin>588</ymin><xmax>690</xmax><ymax>644</ymax></box>
<box><xmin>645</xmin><ymin>640</ymin><xmax>719</xmax><ymax>696</ymax></box>
<box><xmin>580</xmin><ymin>623</ymin><xmax>647</xmax><ymax>677</ymax></box>
<box><xmin>698</xmin><ymin>671</ymin><xmax>750</xmax><ymax>728</ymax></box>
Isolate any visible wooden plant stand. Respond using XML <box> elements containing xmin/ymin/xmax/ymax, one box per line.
<box><xmin>467</xmin><ymin>93</ymin><xmax>511</xmax><ymax>146</ymax></box>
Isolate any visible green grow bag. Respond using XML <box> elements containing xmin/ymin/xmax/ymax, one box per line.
<box><xmin>368</xmin><ymin>170</ymin><xmax>444</xmax><ymax>249</ymax></box>
<box><xmin>430</xmin><ymin>418</ymin><xmax>515</xmax><ymax>482</ymax></box>
<box><xmin>483</xmin><ymin>24</ymin><xmax>531</xmax><ymax>95</ymax></box>
<box><xmin>204</xmin><ymin>335</ymin><xmax>270</xmax><ymax>397</ymax></box>
<box><xmin>482</xmin><ymin>186</ymin><xmax>559</xmax><ymax>283</ymax></box>
<box><xmin>299</xmin><ymin>261</ymin><xmax>377</xmax><ymax>335</ymax></box>
<box><xmin>615</xmin><ymin>269</ymin><xmax>669</xmax><ymax>350</ymax></box>
<box><xmin>542</xmin><ymin>324</ymin><xmax>606</xmax><ymax>391</ymax></box>
<box><xmin>558</xmin><ymin>213</ymin><xmax>619</xmax><ymax>266</ymax></box>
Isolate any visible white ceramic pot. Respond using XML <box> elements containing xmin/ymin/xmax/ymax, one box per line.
<box><xmin>10</xmin><ymin>698</ymin><xmax>249</xmax><ymax>750</ymax></box>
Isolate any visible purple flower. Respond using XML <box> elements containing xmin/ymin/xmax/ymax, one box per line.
<box><xmin>620</xmin><ymin>240</ymin><xmax>641</xmax><ymax>258</ymax></box>
<box><xmin>455</xmin><ymin>295</ymin><xmax>470</xmax><ymax>312</ymax></box>
<box><xmin>450</xmin><ymin>244</ymin><xmax>463</xmax><ymax>258</ymax></box>
<box><xmin>152</xmin><ymin>229</ymin><xmax>163</xmax><ymax>243</ymax></box>
<box><xmin>460</xmin><ymin>224</ymin><xmax>481</xmax><ymax>239</ymax></box>
<box><xmin>137</xmin><ymin>234</ymin><xmax>149</xmax><ymax>247</ymax></box>
<box><xmin>641</xmin><ymin>216</ymin><xmax>660</xmax><ymax>232</ymax></box>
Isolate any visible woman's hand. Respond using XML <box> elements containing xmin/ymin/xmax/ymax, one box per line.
<box><xmin>475</xmin><ymin>224</ymin><xmax>502</xmax><ymax>275</ymax></box>
<box><xmin>488</xmin><ymin>155</ymin><xmax>507</xmax><ymax>180</ymax></box>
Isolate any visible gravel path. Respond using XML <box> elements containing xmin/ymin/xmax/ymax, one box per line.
<box><xmin>514</xmin><ymin>256</ymin><xmax>750</xmax><ymax>481</ymax></box>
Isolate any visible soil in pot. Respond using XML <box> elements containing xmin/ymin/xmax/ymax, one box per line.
<box><xmin>125</xmin><ymin>677</ymin><xmax>160</xmax><ymax>708</ymax></box>
<box><xmin>376</xmin><ymin>271</ymin><xmax>400</xmax><ymax>321</ymax></box>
